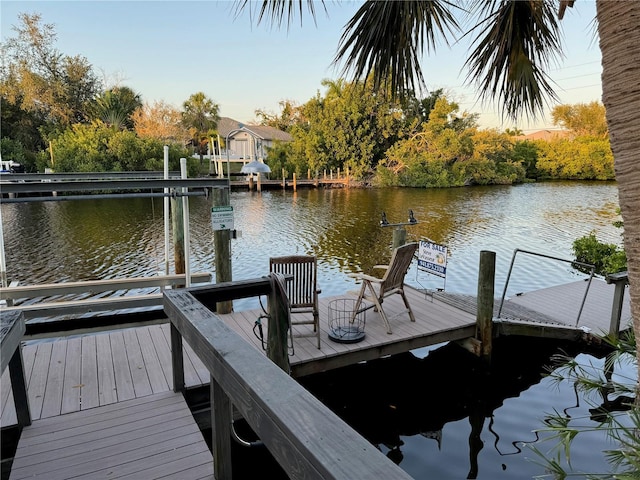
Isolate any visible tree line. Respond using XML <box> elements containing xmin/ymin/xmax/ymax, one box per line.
<box><xmin>2</xmin><ymin>12</ymin><xmax>613</xmax><ymax>188</ymax></box>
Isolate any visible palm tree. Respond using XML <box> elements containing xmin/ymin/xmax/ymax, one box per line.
<box><xmin>182</xmin><ymin>92</ymin><xmax>219</xmax><ymax>168</ymax></box>
<box><xmin>93</xmin><ymin>86</ymin><xmax>142</xmax><ymax>130</ymax></box>
<box><xmin>235</xmin><ymin>0</ymin><xmax>640</xmax><ymax>389</ymax></box>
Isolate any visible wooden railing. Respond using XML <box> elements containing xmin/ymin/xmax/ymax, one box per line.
<box><xmin>0</xmin><ymin>272</ymin><xmax>212</xmax><ymax>320</ymax></box>
<box><xmin>164</xmin><ymin>276</ymin><xmax>413</xmax><ymax>480</ymax></box>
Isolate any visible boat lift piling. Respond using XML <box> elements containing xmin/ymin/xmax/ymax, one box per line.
<box><xmin>380</xmin><ymin>210</ymin><xmax>419</xmax><ymax>248</ymax></box>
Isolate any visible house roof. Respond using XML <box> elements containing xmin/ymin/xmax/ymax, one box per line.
<box><xmin>515</xmin><ymin>129</ymin><xmax>572</xmax><ymax>141</ymax></box>
<box><xmin>216</xmin><ymin>117</ymin><xmax>292</xmax><ymax>142</ymax></box>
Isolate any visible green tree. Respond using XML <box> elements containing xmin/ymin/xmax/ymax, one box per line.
<box><xmin>511</xmin><ymin>139</ymin><xmax>540</xmax><ymax>179</ymax></box>
<box><xmin>552</xmin><ymin>101</ymin><xmax>608</xmax><ymax>138</ymax></box>
<box><xmin>0</xmin><ymin>13</ymin><xmax>100</xmax><ymax>127</ymax></box>
<box><xmin>536</xmin><ymin>137</ymin><xmax>614</xmax><ymax>180</ymax></box>
<box><xmin>92</xmin><ymin>86</ymin><xmax>143</xmax><ymax>130</ymax></box>
<box><xmin>181</xmin><ymin>92</ymin><xmax>219</xmax><ymax>169</ymax></box>
<box><xmin>236</xmin><ymin>1</ymin><xmax>640</xmax><ymax>390</ymax></box>
<box><xmin>255</xmin><ymin>99</ymin><xmax>303</xmax><ymax>132</ymax></box>
<box><xmin>289</xmin><ymin>77</ymin><xmax>410</xmax><ymax>179</ymax></box>
<box><xmin>49</xmin><ymin>120</ymin><xmax>190</xmax><ymax>172</ymax></box>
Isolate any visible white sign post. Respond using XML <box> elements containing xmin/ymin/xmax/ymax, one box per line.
<box><xmin>211</xmin><ymin>205</ymin><xmax>234</xmax><ymax>231</ymax></box>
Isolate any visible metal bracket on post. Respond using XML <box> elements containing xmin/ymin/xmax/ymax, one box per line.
<box><xmin>380</xmin><ymin>210</ymin><xmax>419</xmax><ymax>249</ymax></box>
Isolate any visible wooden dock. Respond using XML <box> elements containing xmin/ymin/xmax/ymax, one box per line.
<box><xmin>8</xmin><ymin>391</ymin><xmax>213</xmax><ymax>480</ymax></box>
<box><xmin>1</xmin><ymin>279</ymin><xmax>630</xmax><ymax>427</ymax></box>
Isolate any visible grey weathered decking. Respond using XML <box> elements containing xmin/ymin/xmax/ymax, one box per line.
<box><xmin>8</xmin><ymin>391</ymin><xmax>214</xmax><ymax>480</ymax></box>
<box><xmin>1</xmin><ymin>279</ymin><xmax>629</xmax><ymax>427</ymax></box>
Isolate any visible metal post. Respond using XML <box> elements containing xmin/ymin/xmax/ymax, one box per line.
<box><xmin>180</xmin><ymin>158</ymin><xmax>191</xmax><ymax>287</ymax></box>
<box><xmin>163</xmin><ymin>146</ymin><xmax>170</xmax><ymax>275</ymax></box>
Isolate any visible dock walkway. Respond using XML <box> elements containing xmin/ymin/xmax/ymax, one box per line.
<box><xmin>1</xmin><ymin>279</ymin><xmax>630</xmax><ymax>428</ymax></box>
<box><xmin>8</xmin><ymin>391</ymin><xmax>213</xmax><ymax>480</ymax></box>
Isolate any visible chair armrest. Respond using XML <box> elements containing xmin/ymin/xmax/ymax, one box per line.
<box><xmin>372</xmin><ymin>265</ymin><xmax>389</xmax><ymax>270</ymax></box>
<box><xmin>347</xmin><ymin>273</ymin><xmax>383</xmax><ymax>283</ymax></box>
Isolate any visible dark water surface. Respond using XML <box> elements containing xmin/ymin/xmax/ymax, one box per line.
<box><xmin>1</xmin><ymin>181</ymin><xmax>628</xmax><ymax>478</ymax></box>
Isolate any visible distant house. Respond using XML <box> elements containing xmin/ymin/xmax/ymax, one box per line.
<box><xmin>216</xmin><ymin>117</ymin><xmax>292</xmax><ymax>161</ymax></box>
<box><xmin>515</xmin><ymin>129</ymin><xmax>572</xmax><ymax>141</ymax></box>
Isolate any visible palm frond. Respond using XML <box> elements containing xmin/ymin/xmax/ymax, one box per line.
<box><xmin>334</xmin><ymin>0</ymin><xmax>461</xmax><ymax>96</ymax></box>
<box><xmin>463</xmin><ymin>0</ymin><xmax>563</xmax><ymax>121</ymax></box>
<box><xmin>233</xmin><ymin>0</ymin><xmax>325</xmax><ymax>29</ymax></box>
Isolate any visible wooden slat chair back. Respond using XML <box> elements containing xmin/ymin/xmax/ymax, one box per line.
<box><xmin>269</xmin><ymin>255</ymin><xmax>321</xmax><ymax>349</ymax></box>
<box><xmin>349</xmin><ymin>242</ymin><xmax>418</xmax><ymax>334</ymax></box>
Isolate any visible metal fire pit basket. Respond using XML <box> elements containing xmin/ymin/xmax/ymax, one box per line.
<box><xmin>328</xmin><ymin>298</ymin><xmax>366</xmax><ymax>343</ymax></box>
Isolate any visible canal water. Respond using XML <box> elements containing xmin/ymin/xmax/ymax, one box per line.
<box><xmin>1</xmin><ymin>181</ymin><xmax>629</xmax><ymax>478</ymax></box>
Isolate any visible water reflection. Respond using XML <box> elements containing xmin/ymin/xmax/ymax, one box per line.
<box><xmin>2</xmin><ymin>182</ymin><xmax>619</xmax><ymax>299</ymax></box>
<box><xmin>299</xmin><ymin>337</ymin><xmax>604</xmax><ymax>479</ymax></box>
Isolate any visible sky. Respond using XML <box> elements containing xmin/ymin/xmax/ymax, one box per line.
<box><xmin>1</xmin><ymin>1</ymin><xmax>603</xmax><ymax>133</ymax></box>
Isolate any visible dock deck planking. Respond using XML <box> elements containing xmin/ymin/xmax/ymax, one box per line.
<box><xmin>60</xmin><ymin>337</ymin><xmax>81</xmax><ymax>415</ymax></box>
<box><xmin>39</xmin><ymin>340</ymin><xmax>66</xmax><ymax>418</ymax></box>
<box><xmin>96</xmin><ymin>333</ymin><xmax>118</xmax><ymax>406</ymax></box>
<box><xmin>9</xmin><ymin>391</ymin><xmax>214</xmax><ymax>480</ymax></box>
<box><xmin>79</xmin><ymin>335</ymin><xmax>99</xmax><ymax>411</ymax></box>
<box><xmin>109</xmin><ymin>330</ymin><xmax>136</xmax><ymax>402</ymax></box>
<box><xmin>1</xmin><ymin>280</ymin><xmax>629</xmax><ymax>427</ymax></box>
<box><xmin>506</xmin><ymin>279</ymin><xmax>632</xmax><ymax>333</ymax></box>
<box><xmin>122</xmin><ymin>327</ymin><xmax>153</xmax><ymax>398</ymax></box>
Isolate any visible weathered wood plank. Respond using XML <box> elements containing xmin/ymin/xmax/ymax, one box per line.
<box><xmin>26</xmin><ymin>342</ymin><xmax>53</xmax><ymax>419</ymax></box>
<box><xmin>61</xmin><ymin>337</ymin><xmax>81</xmax><ymax>414</ymax></box>
<box><xmin>95</xmin><ymin>333</ymin><xmax>117</xmax><ymax>405</ymax></box>
<box><xmin>148</xmin><ymin>324</ymin><xmax>174</xmax><ymax>390</ymax></box>
<box><xmin>109</xmin><ymin>330</ymin><xmax>135</xmax><ymax>401</ymax></box>
<box><xmin>136</xmin><ymin>326</ymin><xmax>169</xmax><ymax>393</ymax></box>
<box><xmin>19</xmin><ymin>391</ymin><xmax>183</xmax><ymax>437</ymax></box>
<box><xmin>39</xmin><ymin>340</ymin><xmax>67</xmax><ymax>418</ymax></box>
<box><xmin>122</xmin><ymin>327</ymin><xmax>153</xmax><ymax>397</ymax></box>
<box><xmin>10</xmin><ymin>391</ymin><xmax>213</xmax><ymax>480</ymax></box>
<box><xmin>80</xmin><ymin>335</ymin><xmax>99</xmax><ymax>410</ymax></box>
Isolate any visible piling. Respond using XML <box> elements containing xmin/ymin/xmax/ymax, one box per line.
<box><xmin>266</xmin><ymin>274</ymin><xmax>291</xmax><ymax>374</ymax></box>
<box><xmin>212</xmin><ymin>187</ymin><xmax>232</xmax><ymax>314</ymax></box>
<box><xmin>170</xmin><ymin>192</ymin><xmax>185</xmax><ymax>284</ymax></box>
<box><xmin>392</xmin><ymin>228</ymin><xmax>407</xmax><ymax>249</ymax></box>
<box><xmin>476</xmin><ymin>250</ymin><xmax>495</xmax><ymax>360</ymax></box>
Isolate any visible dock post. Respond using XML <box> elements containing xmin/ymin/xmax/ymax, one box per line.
<box><xmin>392</xmin><ymin>228</ymin><xmax>407</xmax><ymax>249</ymax></box>
<box><xmin>477</xmin><ymin>250</ymin><xmax>495</xmax><ymax>360</ymax></box>
<box><xmin>266</xmin><ymin>274</ymin><xmax>291</xmax><ymax>374</ymax></box>
<box><xmin>293</xmin><ymin>172</ymin><xmax>297</xmax><ymax>192</ymax></box>
<box><xmin>248</xmin><ymin>175</ymin><xmax>254</xmax><ymax>191</ymax></box>
<box><xmin>282</xmin><ymin>168</ymin><xmax>286</xmax><ymax>189</ymax></box>
<box><xmin>212</xmin><ymin>187</ymin><xmax>233</xmax><ymax>314</ymax></box>
<box><xmin>211</xmin><ymin>376</ymin><xmax>232</xmax><ymax>480</ymax></box>
<box><xmin>170</xmin><ymin>324</ymin><xmax>185</xmax><ymax>392</ymax></box>
<box><xmin>606</xmin><ymin>271</ymin><xmax>629</xmax><ymax>338</ymax></box>
<box><xmin>170</xmin><ymin>191</ymin><xmax>185</xmax><ymax>285</ymax></box>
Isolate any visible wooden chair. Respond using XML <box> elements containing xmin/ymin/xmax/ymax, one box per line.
<box><xmin>269</xmin><ymin>255</ymin><xmax>321</xmax><ymax>349</ymax></box>
<box><xmin>349</xmin><ymin>242</ymin><xmax>418</xmax><ymax>334</ymax></box>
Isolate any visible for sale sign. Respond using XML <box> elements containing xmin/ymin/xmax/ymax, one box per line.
<box><xmin>418</xmin><ymin>240</ymin><xmax>447</xmax><ymax>278</ymax></box>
